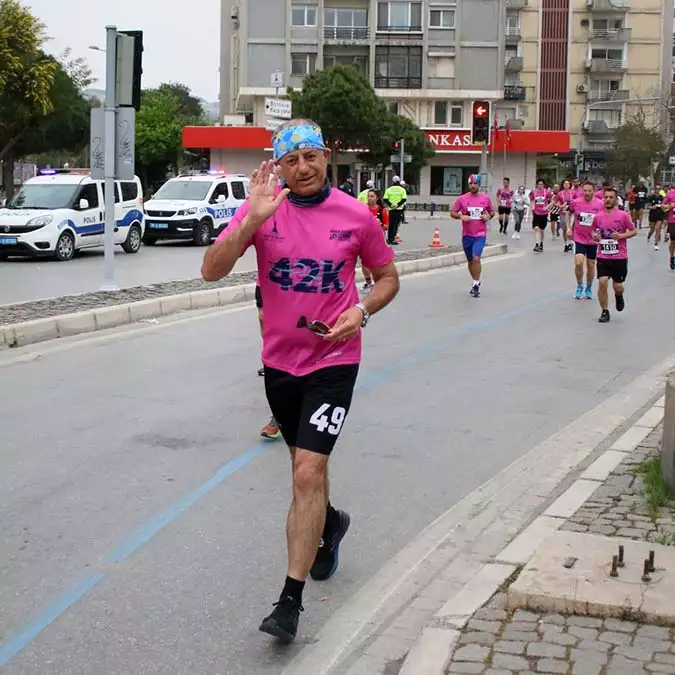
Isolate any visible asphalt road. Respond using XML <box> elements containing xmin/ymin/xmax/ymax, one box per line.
<box><xmin>1</xmin><ymin>233</ymin><xmax>675</xmax><ymax>675</ymax></box>
<box><xmin>0</xmin><ymin>216</ymin><xmax>441</xmax><ymax>306</ymax></box>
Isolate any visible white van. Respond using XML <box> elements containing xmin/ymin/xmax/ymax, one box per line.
<box><xmin>143</xmin><ymin>172</ymin><xmax>249</xmax><ymax>246</ymax></box>
<box><xmin>0</xmin><ymin>170</ymin><xmax>145</xmax><ymax>261</ymax></box>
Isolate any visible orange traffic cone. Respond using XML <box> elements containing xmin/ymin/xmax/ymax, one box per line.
<box><xmin>428</xmin><ymin>228</ymin><xmax>442</xmax><ymax>248</ymax></box>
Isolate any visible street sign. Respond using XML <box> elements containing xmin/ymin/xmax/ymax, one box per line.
<box><xmin>90</xmin><ymin>107</ymin><xmax>105</xmax><ymax>180</ymax></box>
<box><xmin>264</xmin><ymin>97</ymin><xmax>292</xmax><ymax>119</ymax></box>
<box><xmin>270</xmin><ymin>70</ymin><xmax>284</xmax><ymax>88</ymax></box>
<box><xmin>669</xmin><ymin>156</ymin><xmax>675</xmax><ymax>166</ymax></box>
<box><xmin>115</xmin><ymin>106</ymin><xmax>135</xmax><ymax>180</ymax></box>
<box><xmin>265</xmin><ymin>117</ymin><xmax>283</xmax><ymax>131</ymax></box>
<box><xmin>390</xmin><ymin>154</ymin><xmax>413</xmax><ymax>164</ymax></box>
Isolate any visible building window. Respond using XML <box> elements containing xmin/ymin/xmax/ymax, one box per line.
<box><xmin>291</xmin><ymin>53</ymin><xmax>317</xmax><ymax>75</ymax></box>
<box><xmin>324</xmin><ymin>8</ymin><xmax>368</xmax><ymax>39</ymax></box>
<box><xmin>591</xmin><ymin>47</ymin><xmax>623</xmax><ymax>63</ymax></box>
<box><xmin>377</xmin><ymin>2</ymin><xmax>422</xmax><ymax>31</ymax></box>
<box><xmin>427</xmin><ymin>55</ymin><xmax>455</xmax><ymax>79</ymax></box>
<box><xmin>591</xmin><ymin>79</ymin><xmax>620</xmax><ymax>93</ymax></box>
<box><xmin>430</xmin><ymin>166</ymin><xmax>478</xmax><ymax>196</ymax></box>
<box><xmin>375</xmin><ymin>45</ymin><xmax>422</xmax><ymax>88</ymax></box>
<box><xmin>291</xmin><ymin>5</ymin><xmax>317</xmax><ymax>26</ymax></box>
<box><xmin>504</xmin><ymin>73</ymin><xmax>521</xmax><ymax>86</ymax></box>
<box><xmin>433</xmin><ymin>101</ymin><xmax>462</xmax><ymax>126</ymax></box>
<box><xmin>592</xmin><ymin>18</ymin><xmax>623</xmax><ymax>31</ymax></box>
<box><xmin>324</xmin><ymin>54</ymin><xmax>368</xmax><ymax>77</ymax></box>
<box><xmin>589</xmin><ymin>108</ymin><xmax>622</xmax><ymax>127</ymax></box>
<box><xmin>387</xmin><ymin>101</ymin><xmax>400</xmax><ymax>115</ymax></box>
<box><xmin>505</xmin><ymin>13</ymin><xmax>519</xmax><ymax>36</ymax></box>
<box><xmin>429</xmin><ymin>7</ymin><xmax>455</xmax><ymax>28</ymax></box>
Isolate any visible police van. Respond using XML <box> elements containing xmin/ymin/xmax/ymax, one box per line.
<box><xmin>143</xmin><ymin>172</ymin><xmax>249</xmax><ymax>246</ymax></box>
<box><xmin>0</xmin><ymin>169</ymin><xmax>145</xmax><ymax>261</ymax></box>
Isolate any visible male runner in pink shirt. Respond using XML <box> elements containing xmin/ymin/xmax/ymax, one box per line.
<box><xmin>592</xmin><ymin>186</ymin><xmax>636</xmax><ymax>323</ymax></box>
<box><xmin>202</xmin><ymin>119</ymin><xmax>399</xmax><ymax>642</ymax></box>
<box><xmin>567</xmin><ymin>180</ymin><xmax>604</xmax><ymax>299</ymax></box>
<box><xmin>529</xmin><ymin>179</ymin><xmax>552</xmax><ymax>253</ymax></box>
<box><xmin>496</xmin><ymin>177</ymin><xmax>514</xmax><ymax>235</ymax></box>
<box><xmin>571</xmin><ymin>177</ymin><xmax>584</xmax><ymax>202</ymax></box>
<box><xmin>451</xmin><ymin>174</ymin><xmax>495</xmax><ymax>297</ymax></box>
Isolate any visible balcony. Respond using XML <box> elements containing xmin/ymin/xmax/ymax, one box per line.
<box><xmin>374</xmin><ymin>76</ymin><xmax>422</xmax><ymax>88</ymax></box>
<box><xmin>586</xmin><ymin>58</ymin><xmax>626</xmax><ymax>73</ymax></box>
<box><xmin>323</xmin><ymin>26</ymin><xmax>371</xmax><ymax>41</ymax></box>
<box><xmin>504</xmin><ymin>84</ymin><xmax>526</xmax><ymax>101</ymax></box>
<box><xmin>505</xmin><ymin>25</ymin><xmax>522</xmax><ymax>43</ymax></box>
<box><xmin>505</xmin><ymin>56</ymin><xmax>523</xmax><ymax>72</ymax></box>
<box><xmin>583</xmin><ymin>120</ymin><xmax>616</xmax><ymax>137</ymax></box>
<box><xmin>376</xmin><ymin>23</ymin><xmax>422</xmax><ymax>33</ymax></box>
<box><xmin>590</xmin><ymin>27</ymin><xmax>631</xmax><ymax>41</ymax></box>
<box><xmin>588</xmin><ymin>0</ymin><xmax>629</xmax><ymax>12</ymax></box>
<box><xmin>505</xmin><ymin>0</ymin><xmax>528</xmax><ymax>7</ymax></box>
<box><xmin>587</xmin><ymin>88</ymin><xmax>629</xmax><ymax>105</ymax></box>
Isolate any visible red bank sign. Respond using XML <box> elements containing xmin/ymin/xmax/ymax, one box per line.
<box><xmin>424</xmin><ymin>129</ymin><xmax>482</xmax><ymax>153</ymax></box>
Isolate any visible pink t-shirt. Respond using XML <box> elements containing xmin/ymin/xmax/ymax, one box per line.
<box><xmin>662</xmin><ymin>189</ymin><xmax>675</xmax><ymax>223</ymax></box>
<box><xmin>496</xmin><ymin>187</ymin><xmax>514</xmax><ymax>208</ymax></box>
<box><xmin>557</xmin><ymin>189</ymin><xmax>573</xmax><ymax>209</ymax></box>
<box><xmin>530</xmin><ymin>189</ymin><xmax>552</xmax><ymax>215</ymax></box>
<box><xmin>571</xmin><ymin>187</ymin><xmax>584</xmax><ymax>201</ymax></box>
<box><xmin>216</xmin><ymin>189</ymin><xmax>395</xmax><ymax>377</ymax></box>
<box><xmin>594</xmin><ymin>190</ymin><xmax>604</xmax><ymax>201</ymax></box>
<box><xmin>593</xmin><ymin>208</ymin><xmax>634</xmax><ymax>260</ymax></box>
<box><xmin>453</xmin><ymin>192</ymin><xmax>494</xmax><ymax>237</ymax></box>
<box><xmin>569</xmin><ymin>197</ymin><xmax>604</xmax><ymax>245</ymax></box>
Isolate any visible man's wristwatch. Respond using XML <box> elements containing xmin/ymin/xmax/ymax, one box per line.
<box><xmin>355</xmin><ymin>302</ymin><xmax>370</xmax><ymax>327</ymax></box>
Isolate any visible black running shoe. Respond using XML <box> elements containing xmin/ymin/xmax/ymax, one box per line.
<box><xmin>615</xmin><ymin>294</ymin><xmax>625</xmax><ymax>312</ymax></box>
<box><xmin>259</xmin><ymin>595</ymin><xmax>303</xmax><ymax>643</ymax></box>
<box><xmin>599</xmin><ymin>309</ymin><xmax>610</xmax><ymax>323</ymax></box>
<box><xmin>310</xmin><ymin>510</ymin><xmax>351</xmax><ymax>581</ymax></box>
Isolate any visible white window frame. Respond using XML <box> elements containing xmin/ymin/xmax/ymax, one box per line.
<box><xmin>378</xmin><ymin>2</ymin><xmax>422</xmax><ymax>30</ymax></box>
<box><xmin>291</xmin><ymin>53</ymin><xmax>317</xmax><ymax>75</ymax></box>
<box><xmin>588</xmin><ymin>108</ymin><xmax>622</xmax><ymax>127</ymax></box>
<box><xmin>429</xmin><ymin>7</ymin><xmax>456</xmax><ymax>29</ymax></box>
<box><xmin>324</xmin><ymin>7</ymin><xmax>368</xmax><ymax>28</ymax></box>
<box><xmin>291</xmin><ymin>5</ymin><xmax>317</xmax><ymax>27</ymax></box>
<box><xmin>387</xmin><ymin>101</ymin><xmax>400</xmax><ymax>115</ymax></box>
<box><xmin>449</xmin><ymin>102</ymin><xmax>463</xmax><ymax>126</ymax></box>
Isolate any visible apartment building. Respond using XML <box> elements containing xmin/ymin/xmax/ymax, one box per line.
<box><xmin>497</xmin><ymin>0</ymin><xmax>673</xmax><ymax>182</ymax></box>
<box><xmin>183</xmin><ymin>0</ymin><xmax>570</xmax><ymax>201</ymax></box>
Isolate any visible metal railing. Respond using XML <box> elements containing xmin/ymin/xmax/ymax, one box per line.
<box><xmin>590</xmin><ymin>27</ymin><xmax>630</xmax><ymax>40</ymax></box>
<box><xmin>587</xmin><ymin>89</ymin><xmax>629</xmax><ymax>103</ymax></box>
<box><xmin>505</xmin><ymin>26</ymin><xmax>521</xmax><ymax>38</ymax></box>
<box><xmin>588</xmin><ymin>57</ymin><xmax>625</xmax><ymax>71</ymax></box>
<box><xmin>323</xmin><ymin>26</ymin><xmax>370</xmax><ymax>40</ymax></box>
<box><xmin>376</xmin><ymin>24</ymin><xmax>423</xmax><ymax>32</ymax></box>
<box><xmin>374</xmin><ymin>76</ymin><xmax>422</xmax><ymax>88</ymax></box>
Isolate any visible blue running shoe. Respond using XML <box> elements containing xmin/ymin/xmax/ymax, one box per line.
<box><xmin>585</xmin><ymin>284</ymin><xmax>593</xmax><ymax>300</ymax></box>
<box><xmin>575</xmin><ymin>284</ymin><xmax>583</xmax><ymax>299</ymax></box>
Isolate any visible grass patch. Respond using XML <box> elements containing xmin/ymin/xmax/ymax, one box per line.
<box><xmin>637</xmin><ymin>457</ymin><xmax>675</xmax><ymax>518</ymax></box>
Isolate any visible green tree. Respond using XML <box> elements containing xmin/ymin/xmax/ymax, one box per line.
<box><xmin>135</xmin><ymin>83</ymin><xmax>206</xmax><ymax>192</ymax></box>
<box><xmin>359</xmin><ymin>113</ymin><xmax>435</xmax><ymax>185</ymax></box>
<box><xmin>288</xmin><ymin>65</ymin><xmax>388</xmax><ymax>181</ymax></box>
<box><xmin>58</xmin><ymin>47</ymin><xmax>96</xmax><ymax>91</ymax></box>
<box><xmin>0</xmin><ymin>0</ymin><xmax>58</xmax><ymax>192</ymax></box>
<box><xmin>607</xmin><ymin>109</ymin><xmax>666</xmax><ymax>185</ymax></box>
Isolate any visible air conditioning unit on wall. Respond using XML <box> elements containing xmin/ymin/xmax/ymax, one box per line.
<box><xmin>577</xmin><ymin>84</ymin><xmax>589</xmax><ymax>93</ymax></box>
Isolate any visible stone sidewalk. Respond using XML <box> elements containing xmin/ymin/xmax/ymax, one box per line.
<box><xmin>400</xmin><ymin>397</ymin><xmax>675</xmax><ymax>675</ymax></box>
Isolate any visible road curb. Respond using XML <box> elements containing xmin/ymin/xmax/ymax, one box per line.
<box><xmin>0</xmin><ymin>244</ymin><xmax>508</xmax><ymax>350</ymax></box>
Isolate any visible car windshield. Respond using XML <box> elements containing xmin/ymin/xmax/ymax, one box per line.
<box><xmin>8</xmin><ymin>183</ymin><xmax>78</xmax><ymax>210</ymax></box>
<box><xmin>153</xmin><ymin>180</ymin><xmax>211</xmax><ymax>201</ymax></box>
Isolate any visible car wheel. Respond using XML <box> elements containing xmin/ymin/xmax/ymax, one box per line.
<box><xmin>54</xmin><ymin>231</ymin><xmax>75</xmax><ymax>261</ymax></box>
<box><xmin>193</xmin><ymin>219</ymin><xmax>212</xmax><ymax>246</ymax></box>
<box><xmin>122</xmin><ymin>224</ymin><xmax>142</xmax><ymax>254</ymax></box>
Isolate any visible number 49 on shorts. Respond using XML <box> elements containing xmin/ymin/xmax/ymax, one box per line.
<box><xmin>310</xmin><ymin>403</ymin><xmax>346</xmax><ymax>435</ymax></box>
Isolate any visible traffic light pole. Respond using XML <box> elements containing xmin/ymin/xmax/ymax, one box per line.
<box><xmin>480</xmin><ymin>143</ymin><xmax>488</xmax><ymax>194</ymax></box>
<box><xmin>399</xmin><ymin>138</ymin><xmax>405</xmax><ymax>182</ymax></box>
<box><xmin>101</xmin><ymin>25</ymin><xmax>118</xmax><ymax>292</ymax></box>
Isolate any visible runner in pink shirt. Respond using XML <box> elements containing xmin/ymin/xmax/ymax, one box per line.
<box><xmin>591</xmin><ymin>186</ymin><xmax>636</xmax><ymax>323</ymax></box>
<box><xmin>595</xmin><ymin>182</ymin><xmax>610</xmax><ymax>201</ymax></box>
<box><xmin>529</xmin><ymin>179</ymin><xmax>552</xmax><ymax>253</ymax></box>
<box><xmin>496</xmin><ymin>177</ymin><xmax>514</xmax><ymax>235</ymax></box>
<box><xmin>571</xmin><ymin>178</ymin><xmax>584</xmax><ymax>202</ymax></box>
<box><xmin>451</xmin><ymin>174</ymin><xmax>495</xmax><ymax>297</ymax></box>
<box><xmin>202</xmin><ymin>118</ymin><xmax>399</xmax><ymax>643</ymax></box>
<box><xmin>555</xmin><ymin>178</ymin><xmax>574</xmax><ymax>252</ymax></box>
<box><xmin>567</xmin><ymin>180</ymin><xmax>604</xmax><ymax>299</ymax></box>
<box><xmin>661</xmin><ymin>185</ymin><xmax>675</xmax><ymax>269</ymax></box>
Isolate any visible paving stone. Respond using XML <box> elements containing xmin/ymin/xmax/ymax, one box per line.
<box><xmin>564</xmin><ymin>522</ymin><xmax>590</xmax><ymax>532</ymax></box>
<box><xmin>454</xmin><ymin>645</ymin><xmax>491</xmax><ymax>662</ymax></box>
<box><xmin>568</xmin><ymin>626</ymin><xmax>599</xmax><ymax>640</ymax></box>
<box><xmin>502</xmin><ymin>630</ymin><xmax>540</xmax><ymax>642</ymax></box>
<box><xmin>646</xmin><ymin>665</ymin><xmax>675</xmax><ymax>674</ymax></box>
<box><xmin>542</xmin><ymin>615</ymin><xmax>567</xmax><ymax>626</ymax></box>
<box><xmin>468</xmin><ymin>620</ymin><xmax>503</xmax><ymax>634</ymax></box>
<box><xmin>474</xmin><ymin>608</ymin><xmax>508</xmax><ymax>622</ymax></box>
<box><xmin>578</xmin><ymin>639</ymin><xmax>611</xmax><ymax>652</ymax></box>
<box><xmin>493</xmin><ymin>641</ymin><xmax>525</xmax><ymax>655</ymax></box>
<box><xmin>572</xmin><ymin>664</ymin><xmax>602</xmax><ymax>675</ymax></box>
<box><xmin>656</xmin><ymin>655</ymin><xmax>675</xmax><ymax>665</ymax></box>
<box><xmin>513</xmin><ymin>610</ymin><xmax>541</xmax><ymax>623</ymax></box>
<box><xmin>545</xmin><ymin>631</ymin><xmax>578</xmax><ymax>646</ymax></box>
<box><xmin>633</xmin><ymin>639</ymin><xmax>673</xmax><ymax>654</ymax></box>
<box><xmin>599</xmin><ymin>631</ymin><xmax>634</xmax><ymax>646</ymax></box>
<box><xmin>536</xmin><ymin>658</ymin><xmax>569</xmax><ymax>673</ymax></box>
<box><xmin>510</xmin><ymin>622</ymin><xmax>543</xmax><ymax>633</ymax></box>
<box><xmin>609</xmin><ymin>655</ymin><xmax>650</xmax><ymax>674</ymax></box>
<box><xmin>604</xmin><ymin>619</ymin><xmax>638</xmax><ymax>633</ymax></box>
<box><xmin>615</xmin><ymin>645</ymin><xmax>658</xmax><ymax>661</ymax></box>
<box><xmin>488</xmin><ymin>593</ymin><xmax>507</xmax><ymax>610</ymax></box>
<box><xmin>540</xmin><ymin>624</ymin><xmax>565</xmax><ymax>636</ymax></box>
<box><xmin>570</xmin><ymin>648</ymin><xmax>610</xmax><ymax>665</ymax></box>
<box><xmin>637</xmin><ymin>627</ymin><xmax>672</xmax><ymax>641</ymax></box>
<box><xmin>568</xmin><ymin>616</ymin><xmax>603</xmax><ymax>628</ymax></box>
<box><xmin>527</xmin><ymin>643</ymin><xmax>567</xmax><ymax>659</ymax></box>
<box><xmin>617</xmin><ymin>528</ymin><xmax>646</xmax><ymax>538</ymax></box>
<box><xmin>491</xmin><ymin>654</ymin><xmax>530</xmax><ymax>670</ymax></box>
<box><xmin>589</xmin><ymin>524</ymin><xmax>616</xmax><ymax>535</ymax></box>
<box><xmin>485</xmin><ymin>670</ymin><xmax>513</xmax><ymax>675</ymax></box>
<box><xmin>459</xmin><ymin>632</ymin><xmax>499</xmax><ymax>645</ymax></box>
<box><xmin>449</xmin><ymin>663</ymin><xmax>486</xmax><ymax>674</ymax></box>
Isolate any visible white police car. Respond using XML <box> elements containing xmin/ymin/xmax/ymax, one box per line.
<box><xmin>0</xmin><ymin>170</ymin><xmax>145</xmax><ymax>261</ymax></box>
<box><xmin>143</xmin><ymin>172</ymin><xmax>249</xmax><ymax>246</ymax></box>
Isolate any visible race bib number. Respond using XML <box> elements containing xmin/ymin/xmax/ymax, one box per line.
<box><xmin>578</xmin><ymin>212</ymin><xmax>595</xmax><ymax>227</ymax></box>
<box><xmin>535</xmin><ymin>197</ymin><xmax>545</xmax><ymax>205</ymax></box>
<box><xmin>500</xmin><ymin>199</ymin><xmax>507</xmax><ymax>207</ymax></box>
<box><xmin>638</xmin><ymin>192</ymin><xmax>646</xmax><ymax>199</ymax></box>
<box><xmin>468</xmin><ymin>207</ymin><xmax>483</xmax><ymax>219</ymax></box>
<box><xmin>600</xmin><ymin>238</ymin><xmax>619</xmax><ymax>255</ymax></box>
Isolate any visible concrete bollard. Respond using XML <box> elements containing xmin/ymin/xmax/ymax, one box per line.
<box><xmin>662</xmin><ymin>371</ymin><xmax>675</xmax><ymax>491</ymax></box>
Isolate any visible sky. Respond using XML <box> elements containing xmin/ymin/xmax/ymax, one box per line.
<box><xmin>26</xmin><ymin>0</ymin><xmax>221</xmax><ymax>101</ymax></box>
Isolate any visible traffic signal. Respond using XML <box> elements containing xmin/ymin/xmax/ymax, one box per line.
<box><xmin>119</xmin><ymin>30</ymin><xmax>144</xmax><ymax>110</ymax></box>
<box><xmin>471</xmin><ymin>100</ymin><xmax>490</xmax><ymax>145</ymax></box>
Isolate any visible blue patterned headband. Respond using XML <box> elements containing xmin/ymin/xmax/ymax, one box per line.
<box><xmin>272</xmin><ymin>123</ymin><xmax>326</xmax><ymax>161</ymax></box>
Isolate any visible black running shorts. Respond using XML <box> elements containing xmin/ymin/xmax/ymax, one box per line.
<box><xmin>498</xmin><ymin>206</ymin><xmax>511</xmax><ymax>216</ymax></box>
<box><xmin>649</xmin><ymin>208</ymin><xmax>665</xmax><ymax>223</ymax></box>
<box><xmin>533</xmin><ymin>213</ymin><xmax>548</xmax><ymax>229</ymax></box>
<box><xmin>255</xmin><ymin>285</ymin><xmax>263</xmax><ymax>309</ymax></box>
<box><xmin>597</xmin><ymin>258</ymin><xmax>628</xmax><ymax>283</ymax></box>
<box><xmin>669</xmin><ymin>223</ymin><xmax>675</xmax><ymax>239</ymax></box>
<box><xmin>264</xmin><ymin>364</ymin><xmax>359</xmax><ymax>455</ymax></box>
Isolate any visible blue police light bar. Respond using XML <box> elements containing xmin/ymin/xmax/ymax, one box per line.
<box><xmin>39</xmin><ymin>169</ymin><xmax>57</xmax><ymax>175</ymax></box>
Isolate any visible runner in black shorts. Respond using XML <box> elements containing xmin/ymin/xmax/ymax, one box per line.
<box><xmin>647</xmin><ymin>186</ymin><xmax>665</xmax><ymax>250</ymax></box>
<box><xmin>202</xmin><ymin>118</ymin><xmax>399</xmax><ymax>643</ymax></box>
<box><xmin>631</xmin><ymin>182</ymin><xmax>647</xmax><ymax>229</ymax></box>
